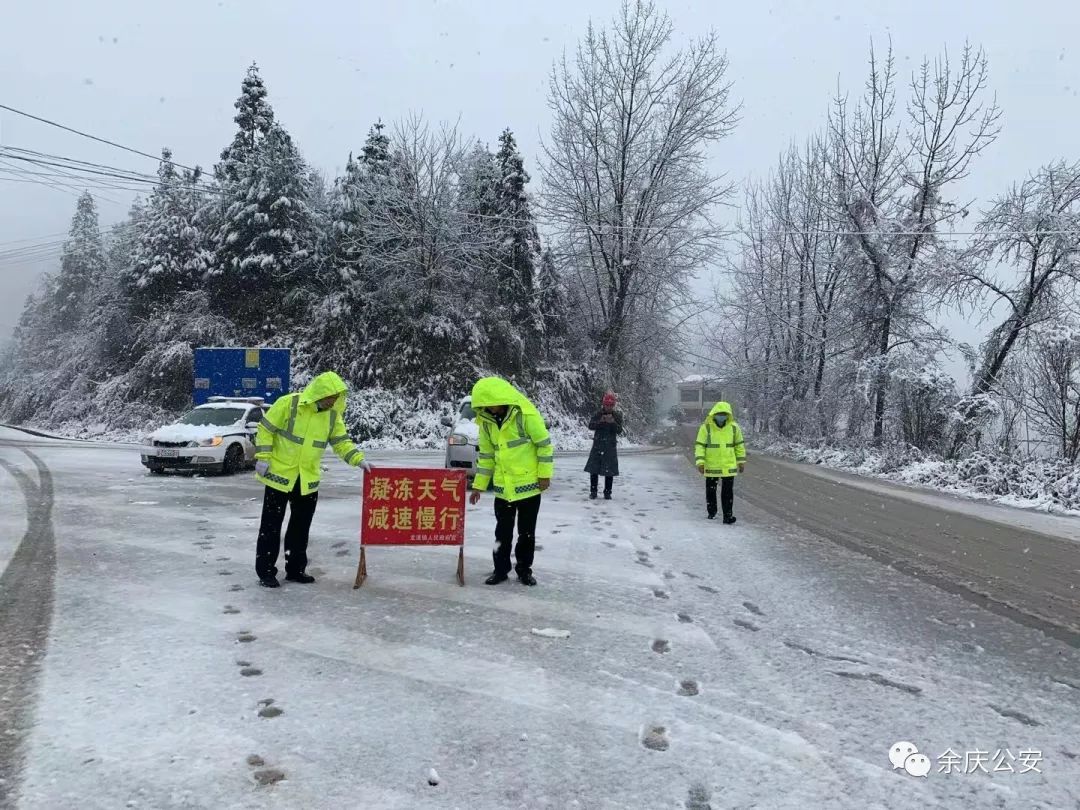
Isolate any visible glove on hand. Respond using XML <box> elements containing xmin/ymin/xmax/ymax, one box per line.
<box><xmin>255</xmin><ymin>460</ymin><xmax>269</xmax><ymax>476</ymax></box>
<box><xmin>360</xmin><ymin>459</ymin><xmax>373</xmax><ymax>473</ymax></box>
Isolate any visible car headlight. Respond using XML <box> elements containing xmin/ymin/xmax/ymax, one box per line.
<box><xmin>199</xmin><ymin>437</ymin><xmax>224</xmax><ymax>448</ymax></box>
<box><xmin>447</xmin><ymin>434</ymin><xmax>469</xmax><ymax>446</ymax></box>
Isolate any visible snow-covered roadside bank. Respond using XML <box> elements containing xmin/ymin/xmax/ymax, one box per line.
<box><xmin>758</xmin><ymin>437</ymin><xmax>1080</xmax><ymax>517</ymax></box>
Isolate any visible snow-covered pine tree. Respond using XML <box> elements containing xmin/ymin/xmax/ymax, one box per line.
<box><xmin>494</xmin><ymin>129</ymin><xmax>544</xmax><ymax>365</ymax></box>
<box><xmin>536</xmin><ymin>247</ymin><xmax>570</xmax><ymax>361</ymax></box>
<box><xmin>210</xmin><ymin>68</ymin><xmax>317</xmax><ymax>331</ymax></box>
<box><xmin>126</xmin><ymin>149</ymin><xmax>211</xmax><ymax>311</ymax></box>
<box><xmin>56</xmin><ymin>192</ymin><xmax>107</xmax><ymax>327</ymax></box>
<box><xmin>217</xmin><ymin>63</ymin><xmax>274</xmax><ymax>184</ymax></box>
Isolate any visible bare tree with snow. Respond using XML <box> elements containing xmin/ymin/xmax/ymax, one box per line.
<box><xmin>541</xmin><ymin>0</ymin><xmax>737</xmax><ymax>404</ymax></box>
<box><xmin>948</xmin><ymin>161</ymin><xmax>1080</xmax><ymax>454</ymax></box>
<box><xmin>827</xmin><ymin>42</ymin><xmax>1000</xmax><ymax>442</ymax></box>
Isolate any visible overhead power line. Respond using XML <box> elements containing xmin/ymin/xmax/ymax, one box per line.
<box><xmin>0</xmin><ymin>102</ymin><xmax>204</xmax><ymax>174</ymax></box>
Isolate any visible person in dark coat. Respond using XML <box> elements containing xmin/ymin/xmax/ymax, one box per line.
<box><xmin>585</xmin><ymin>391</ymin><xmax>623</xmax><ymax>499</ymax></box>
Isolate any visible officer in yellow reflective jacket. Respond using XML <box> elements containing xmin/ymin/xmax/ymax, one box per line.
<box><xmin>468</xmin><ymin>377</ymin><xmax>554</xmax><ymax>586</ymax></box>
<box><xmin>694</xmin><ymin>401</ymin><xmax>747</xmax><ymax>524</ymax></box>
<box><xmin>253</xmin><ymin>371</ymin><xmax>369</xmax><ymax>587</ymax></box>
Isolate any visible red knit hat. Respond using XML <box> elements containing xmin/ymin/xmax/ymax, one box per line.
<box><xmin>602</xmin><ymin>391</ymin><xmax>617</xmax><ymax>408</ymax></box>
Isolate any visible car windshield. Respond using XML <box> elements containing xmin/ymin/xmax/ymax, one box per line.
<box><xmin>459</xmin><ymin>401</ymin><xmax>476</xmax><ymax>420</ymax></box>
<box><xmin>179</xmin><ymin>408</ymin><xmax>246</xmax><ymax>427</ymax></box>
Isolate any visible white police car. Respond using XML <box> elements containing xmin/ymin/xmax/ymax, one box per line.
<box><xmin>141</xmin><ymin>396</ymin><xmax>265</xmax><ymax>475</ymax></box>
<box><xmin>442</xmin><ymin>396</ymin><xmax>478</xmax><ymax>475</ymax></box>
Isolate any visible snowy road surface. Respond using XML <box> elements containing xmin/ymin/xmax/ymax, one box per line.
<box><xmin>2</xmin><ymin>430</ymin><xmax>1080</xmax><ymax>809</ymax></box>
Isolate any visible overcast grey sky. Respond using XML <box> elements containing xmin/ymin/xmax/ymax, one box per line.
<box><xmin>2</xmin><ymin>0</ymin><xmax>1077</xmax><ymax>369</ymax></box>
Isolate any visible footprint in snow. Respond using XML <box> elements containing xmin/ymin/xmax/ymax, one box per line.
<box><xmin>223</xmin><ymin>606</ymin><xmax>241</xmax><ymax>615</ymax></box>
<box><xmin>733</xmin><ymin>619</ymin><xmax>760</xmax><ymax>632</ymax></box>
<box><xmin>237</xmin><ymin>633</ymin><xmax>257</xmax><ymax>643</ymax></box>
<box><xmin>246</xmin><ymin>755</ymin><xmax>265</xmax><ymax>767</ymax></box>
<box><xmin>640</xmin><ymin>725</ymin><xmax>670</xmax><ymax>752</ymax></box>
<box><xmin>240</xmin><ymin>667</ymin><xmax>262</xmax><ymax>677</ymax></box>
<box><xmin>258</xmin><ymin>706</ymin><xmax>284</xmax><ymax>719</ymax></box>
<box><xmin>686</xmin><ymin>784</ymin><xmax>712</xmax><ymax>810</ymax></box>
<box><xmin>254</xmin><ymin>768</ymin><xmax>286</xmax><ymax>785</ymax></box>
<box><xmin>697</xmin><ymin>585</ymin><xmax>718</xmax><ymax>594</ymax></box>
<box><xmin>677</xmin><ymin>679</ymin><xmax>700</xmax><ymax>697</ymax></box>
<box><xmin>677</xmin><ymin>612</ymin><xmax>693</xmax><ymax>623</ymax></box>
<box><xmin>663</xmin><ymin>571</ymin><xmax>676</xmax><ymax>580</ymax></box>
<box><xmin>535</xmin><ymin>544</ymin><xmax>543</xmax><ymax>551</ymax></box>
<box><xmin>335</xmin><ymin>550</ymin><xmax>349</xmax><ymax>557</ymax></box>
<box><xmin>651</xmin><ymin>639</ymin><xmax>671</xmax><ymax>654</ymax></box>
<box><xmin>217</xmin><ymin>570</ymin><xmax>233</xmax><ymax>576</ymax></box>
<box><xmin>682</xmin><ymin>571</ymin><xmax>701</xmax><ymax>580</ymax></box>
<box><xmin>217</xmin><ymin>557</ymin><xmax>231</xmax><ymax>562</ymax></box>
<box><xmin>229</xmin><ymin>584</ymin><xmax>244</xmax><ymax>592</ymax></box>
<box><xmin>602</xmin><ymin>542</ymin><xmax>617</xmax><ymax>549</ymax></box>
<box><xmin>652</xmin><ymin>589</ymin><xmax>670</xmax><ymax>600</ymax></box>
<box><xmin>331</xmin><ymin>541</ymin><xmax>347</xmax><ymax>549</ymax></box>
<box><xmin>742</xmin><ymin>601</ymin><xmax>764</xmax><ymax>616</ymax></box>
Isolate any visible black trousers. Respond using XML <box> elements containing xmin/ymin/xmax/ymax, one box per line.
<box><xmin>493</xmin><ymin>494</ymin><xmax>541</xmax><ymax>576</ymax></box>
<box><xmin>705</xmin><ymin>476</ymin><xmax>735</xmax><ymax>518</ymax></box>
<box><xmin>589</xmin><ymin>474</ymin><xmax>614</xmax><ymax>494</ymax></box>
<box><xmin>255</xmin><ymin>482</ymin><xmax>319</xmax><ymax>579</ymax></box>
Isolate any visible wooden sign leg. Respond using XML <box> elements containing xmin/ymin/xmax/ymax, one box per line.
<box><xmin>353</xmin><ymin>547</ymin><xmax>368</xmax><ymax>589</ymax></box>
<box><xmin>456</xmin><ymin>546</ymin><xmax>465</xmax><ymax>587</ymax></box>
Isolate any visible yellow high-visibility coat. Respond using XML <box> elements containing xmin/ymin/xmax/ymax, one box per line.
<box><xmin>695</xmin><ymin>401</ymin><xmax>746</xmax><ymax>478</ymax></box>
<box><xmin>471</xmin><ymin>377</ymin><xmax>554</xmax><ymax>502</ymax></box>
<box><xmin>255</xmin><ymin>371</ymin><xmax>364</xmax><ymax>495</ymax></box>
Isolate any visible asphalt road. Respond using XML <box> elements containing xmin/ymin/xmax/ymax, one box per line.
<box><xmin>741</xmin><ymin>454</ymin><xmax>1080</xmax><ymax>647</ymax></box>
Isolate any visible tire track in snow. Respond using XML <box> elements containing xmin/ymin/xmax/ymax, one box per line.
<box><xmin>0</xmin><ymin>448</ymin><xmax>56</xmax><ymax>810</ymax></box>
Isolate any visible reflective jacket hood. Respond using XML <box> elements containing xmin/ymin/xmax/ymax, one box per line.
<box><xmin>300</xmin><ymin>371</ymin><xmax>348</xmax><ymax>412</ymax></box>
<box><xmin>470</xmin><ymin>377</ymin><xmax>539</xmax><ymax>415</ymax></box>
<box><xmin>708</xmin><ymin>401</ymin><xmax>735</xmax><ymax>420</ymax></box>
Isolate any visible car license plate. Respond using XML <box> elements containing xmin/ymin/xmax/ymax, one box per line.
<box><xmin>157</xmin><ymin>448</ymin><xmax>179</xmax><ymax>458</ymax></box>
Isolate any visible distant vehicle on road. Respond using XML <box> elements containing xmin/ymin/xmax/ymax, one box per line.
<box><xmin>442</xmin><ymin>396</ymin><xmax>478</xmax><ymax>476</ymax></box>
<box><xmin>141</xmin><ymin>397</ymin><xmax>264</xmax><ymax>475</ymax></box>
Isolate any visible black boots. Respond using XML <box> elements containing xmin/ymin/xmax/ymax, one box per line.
<box><xmin>724</xmin><ymin>516</ymin><xmax>737</xmax><ymax>525</ymax></box>
<box><xmin>486</xmin><ymin>571</ymin><xmax>536</xmax><ymax>586</ymax></box>
<box><xmin>285</xmin><ymin>572</ymin><xmax>316</xmax><ymax>584</ymax></box>
<box><xmin>589</xmin><ymin>491</ymin><xmax>598</xmax><ymax>500</ymax></box>
<box><xmin>603</xmin><ymin>491</ymin><xmax>612</xmax><ymax>500</ymax></box>
<box><xmin>259</xmin><ymin>577</ymin><xmax>280</xmax><ymax>588</ymax></box>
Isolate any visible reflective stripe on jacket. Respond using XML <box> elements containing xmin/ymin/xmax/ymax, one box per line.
<box><xmin>471</xmin><ymin>377</ymin><xmax>554</xmax><ymax>502</ymax></box>
<box><xmin>254</xmin><ymin>371</ymin><xmax>364</xmax><ymax>494</ymax></box>
<box><xmin>694</xmin><ymin>400</ymin><xmax>746</xmax><ymax>478</ymax></box>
